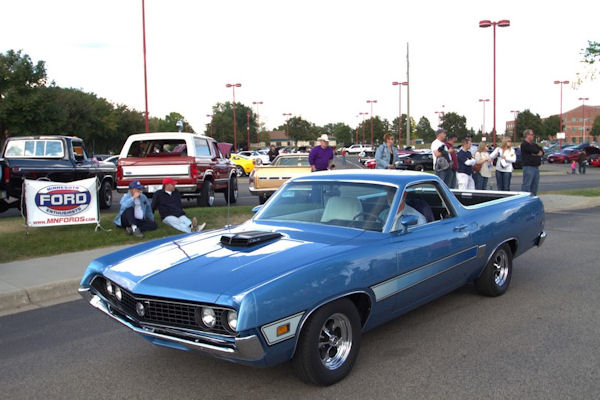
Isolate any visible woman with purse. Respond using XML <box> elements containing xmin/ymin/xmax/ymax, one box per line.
<box><xmin>375</xmin><ymin>133</ymin><xmax>399</xmax><ymax>169</ymax></box>
<box><xmin>490</xmin><ymin>137</ymin><xmax>516</xmax><ymax>191</ymax></box>
<box><xmin>474</xmin><ymin>143</ymin><xmax>492</xmax><ymax>190</ymax></box>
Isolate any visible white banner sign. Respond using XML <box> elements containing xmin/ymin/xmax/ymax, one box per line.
<box><xmin>24</xmin><ymin>178</ymin><xmax>99</xmax><ymax>227</ymax></box>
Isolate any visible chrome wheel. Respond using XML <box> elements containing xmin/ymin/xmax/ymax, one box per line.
<box><xmin>235</xmin><ymin>165</ymin><xmax>244</xmax><ymax>177</ymax></box>
<box><xmin>318</xmin><ymin>313</ymin><xmax>353</xmax><ymax>370</ymax></box>
<box><xmin>492</xmin><ymin>248</ymin><xmax>509</xmax><ymax>287</ymax></box>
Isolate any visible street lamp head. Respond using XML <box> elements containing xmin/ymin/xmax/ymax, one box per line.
<box><xmin>479</xmin><ymin>20</ymin><xmax>492</xmax><ymax>28</ymax></box>
<box><xmin>226</xmin><ymin>83</ymin><xmax>242</xmax><ymax>88</ymax></box>
<box><xmin>252</xmin><ymin>101</ymin><xmax>263</xmax><ymax>105</ymax></box>
<box><xmin>578</xmin><ymin>97</ymin><xmax>589</xmax><ymax>101</ymax></box>
<box><xmin>479</xmin><ymin>98</ymin><xmax>490</xmax><ymax>102</ymax></box>
<box><xmin>498</xmin><ymin>19</ymin><xmax>510</xmax><ymax>27</ymax></box>
<box><xmin>206</xmin><ymin>114</ymin><xmax>213</xmax><ymax>117</ymax></box>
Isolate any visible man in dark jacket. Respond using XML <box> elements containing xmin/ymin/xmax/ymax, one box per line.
<box><xmin>520</xmin><ymin>129</ymin><xmax>544</xmax><ymax>195</ymax></box>
<box><xmin>151</xmin><ymin>177</ymin><xmax>205</xmax><ymax>233</ymax></box>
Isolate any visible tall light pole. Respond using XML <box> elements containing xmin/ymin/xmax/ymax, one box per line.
<box><xmin>246</xmin><ymin>111</ymin><xmax>251</xmax><ymax>150</ymax></box>
<box><xmin>252</xmin><ymin>101</ymin><xmax>263</xmax><ymax>145</ymax></box>
<box><xmin>510</xmin><ymin>110</ymin><xmax>519</xmax><ymax>142</ymax></box>
<box><xmin>359</xmin><ymin>112</ymin><xmax>368</xmax><ymax>144</ymax></box>
<box><xmin>141</xmin><ymin>0</ymin><xmax>149</xmax><ymax>132</ymax></box>
<box><xmin>206</xmin><ymin>114</ymin><xmax>214</xmax><ymax>137</ymax></box>
<box><xmin>392</xmin><ymin>81</ymin><xmax>408</xmax><ymax>145</ymax></box>
<box><xmin>282</xmin><ymin>113</ymin><xmax>292</xmax><ymax>140</ymax></box>
<box><xmin>366</xmin><ymin>100</ymin><xmax>377</xmax><ymax>147</ymax></box>
<box><xmin>226</xmin><ymin>83</ymin><xmax>241</xmax><ymax>151</ymax></box>
<box><xmin>554</xmin><ymin>81</ymin><xmax>569</xmax><ymax>141</ymax></box>
<box><xmin>579</xmin><ymin>97</ymin><xmax>589</xmax><ymax>143</ymax></box>
<box><xmin>479</xmin><ymin>19</ymin><xmax>510</xmax><ymax>147</ymax></box>
<box><xmin>434</xmin><ymin>109</ymin><xmax>445</xmax><ymax>127</ymax></box>
<box><xmin>479</xmin><ymin>98</ymin><xmax>490</xmax><ymax>140</ymax></box>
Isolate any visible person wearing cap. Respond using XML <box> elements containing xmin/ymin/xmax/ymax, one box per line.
<box><xmin>114</xmin><ymin>180</ymin><xmax>156</xmax><ymax>238</ymax></box>
<box><xmin>151</xmin><ymin>177</ymin><xmax>205</xmax><ymax>233</ymax></box>
<box><xmin>309</xmin><ymin>134</ymin><xmax>334</xmax><ymax>172</ymax></box>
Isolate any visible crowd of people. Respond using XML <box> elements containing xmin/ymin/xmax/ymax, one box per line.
<box><xmin>431</xmin><ymin>128</ymin><xmax>544</xmax><ymax>195</ymax></box>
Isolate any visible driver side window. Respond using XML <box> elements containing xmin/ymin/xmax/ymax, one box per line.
<box><xmin>392</xmin><ymin>182</ymin><xmax>455</xmax><ymax>230</ymax></box>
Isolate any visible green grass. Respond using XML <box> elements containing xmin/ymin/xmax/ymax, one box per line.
<box><xmin>0</xmin><ymin>206</ymin><xmax>255</xmax><ymax>263</ymax></box>
<box><xmin>542</xmin><ymin>187</ymin><xmax>600</xmax><ymax>197</ymax></box>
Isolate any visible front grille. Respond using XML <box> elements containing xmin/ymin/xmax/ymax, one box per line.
<box><xmin>91</xmin><ymin>277</ymin><xmax>234</xmax><ymax>336</ymax></box>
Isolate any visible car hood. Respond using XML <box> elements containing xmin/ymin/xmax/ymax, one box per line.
<box><xmin>102</xmin><ymin>221</ymin><xmax>364</xmax><ymax>304</ymax></box>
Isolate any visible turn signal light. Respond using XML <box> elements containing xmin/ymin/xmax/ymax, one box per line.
<box><xmin>276</xmin><ymin>323</ymin><xmax>290</xmax><ymax>336</ymax></box>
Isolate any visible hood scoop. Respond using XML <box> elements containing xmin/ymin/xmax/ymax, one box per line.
<box><xmin>220</xmin><ymin>230</ymin><xmax>283</xmax><ymax>247</ymax></box>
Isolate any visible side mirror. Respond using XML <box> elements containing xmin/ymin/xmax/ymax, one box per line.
<box><xmin>251</xmin><ymin>205</ymin><xmax>263</xmax><ymax>213</ymax></box>
<box><xmin>399</xmin><ymin>215</ymin><xmax>418</xmax><ymax>233</ymax></box>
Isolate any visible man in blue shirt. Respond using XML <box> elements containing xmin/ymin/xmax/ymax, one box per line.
<box><xmin>114</xmin><ymin>180</ymin><xmax>157</xmax><ymax>238</ymax></box>
<box><xmin>309</xmin><ymin>134</ymin><xmax>334</xmax><ymax>172</ymax></box>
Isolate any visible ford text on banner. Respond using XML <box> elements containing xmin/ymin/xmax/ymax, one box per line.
<box><xmin>24</xmin><ymin>178</ymin><xmax>99</xmax><ymax>227</ymax></box>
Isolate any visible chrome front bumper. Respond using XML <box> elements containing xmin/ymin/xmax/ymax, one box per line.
<box><xmin>536</xmin><ymin>231</ymin><xmax>547</xmax><ymax>247</ymax></box>
<box><xmin>78</xmin><ymin>287</ymin><xmax>265</xmax><ymax>361</ymax></box>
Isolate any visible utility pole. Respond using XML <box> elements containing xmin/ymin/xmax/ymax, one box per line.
<box><xmin>406</xmin><ymin>42</ymin><xmax>411</xmax><ymax>148</ymax></box>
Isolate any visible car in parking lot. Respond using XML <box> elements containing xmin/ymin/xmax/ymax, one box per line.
<box><xmin>345</xmin><ymin>144</ymin><xmax>373</xmax><ymax>154</ymax></box>
<box><xmin>248</xmin><ymin>154</ymin><xmax>311</xmax><ymax>203</ymax></box>
<box><xmin>395</xmin><ymin>152</ymin><xmax>433</xmax><ymax>171</ymax></box>
<box><xmin>79</xmin><ymin>169</ymin><xmax>546</xmax><ymax>386</ymax></box>
<box><xmin>547</xmin><ymin>149</ymin><xmax>582</xmax><ymax>164</ymax></box>
<box><xmin>230</xmin><ymin>154</ymin><xmax>256</xmax><ymax>177</ymax></box>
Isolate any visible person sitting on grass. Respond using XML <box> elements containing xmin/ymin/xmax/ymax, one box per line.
<box><xmin>151</xmin><ymin>177</ymin><xmax>205</xmax><ymax>233</ymax></box>
<box><xmin>114</xmin><ymin>180</ymin><xmax>157</xmax><ymax>238</ymax></box>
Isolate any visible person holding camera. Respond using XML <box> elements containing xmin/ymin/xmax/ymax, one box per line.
<box><xmin>431</xmin><ymin>129</ymin><xmax>453</xmax><ymax>187</ymax></box>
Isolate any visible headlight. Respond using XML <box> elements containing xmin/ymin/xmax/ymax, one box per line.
<box><xmin>227</xmin><ymin>311</ymin><xmax>238</xmax><ymax>331</ymax></box>
<box><xmin>201</xmin><ymin>307</ymin><xmax>216</xmax><ymax>328</ymax></box>
<box><xmin>115</xmin><ymin>286</ymin><xmax>122</xmax><ymax>301</ymax></box>
<box><xmin>105</xmin><ymin>280</ymin><xmax>114</xmax><ymax>295</ymax></box>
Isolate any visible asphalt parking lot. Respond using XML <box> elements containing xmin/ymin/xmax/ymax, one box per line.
<box><xmin>1</xmin><ymin>206</ymin><xmax>599</xmax><ymax>399</ymax></box>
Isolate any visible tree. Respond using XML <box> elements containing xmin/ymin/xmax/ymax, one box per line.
<box><xmin>323</xmin><ymin>122</ymin><xmax>353</xmax><ymax>146</ymax></box>
<box><xmin>415</xmin><ymin>116</ymin><xmax>435</xmax><ymax>144</ymax></box>
<box><xmin>577</xmin><ymin>41</ymin><xmax>599</xmax><ymax>84</ymax></box>
<box><xmin>207</xmin><ymin>102</ymin><xmax>256</xmax><ymax>149</ymax></box>
<box><xmin>439</xmin><ymin>112</ymin><xmax>468</xmax><ymax>137</ymax></box>
<box><xmin>158</xmin><ymin>112</ymin><xmax>193</xmax><ymax>132</ymax></box>
<box><xmin>391</xmin><ymin>114</ymin><xmax>416</xmax><ymax>143</ymax></box>
<box><xmin>590</xmin><ymin>115</ymin><xmax>600</xmax><ymax>140</ymax></box>
<box><xmin>515</xmin><ymin>109</ymin><xmax>545</xmax><ymax>141</ymax></box>
<box><xmin>278</xmin><ymin>116</ymin><xmax>313</xmax><ymax>144</ymax></box>
<box><xmin>542</xmin><ymin>115</ymin><xmax>560</xmax><ymax>138</ymax></box>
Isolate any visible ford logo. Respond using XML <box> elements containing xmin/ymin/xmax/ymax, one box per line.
<box><xmin>35</xmin><ymin>185</ymin><xmax>92</xmax><ymax>216</ymax></box>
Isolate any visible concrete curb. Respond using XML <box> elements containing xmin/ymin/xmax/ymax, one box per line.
<box><xmin>0</xmin><ymin>278</ymin><xmax>80</xmax><ymax>313</ymax></box>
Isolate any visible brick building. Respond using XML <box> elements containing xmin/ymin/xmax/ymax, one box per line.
<box><xmin>506</xmin><ymin>105</ymin><xmax>600</xmax><ymax>143</ymax></box>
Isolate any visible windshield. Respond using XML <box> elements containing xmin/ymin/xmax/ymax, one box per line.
<box><xmin>273</xmin><ymin>156</ymin><xmax>310</xmax><ymax>166</ymax></box>
<box><xmin>256</xmin><ymin>181</ymin><xmax>396</xmax><ymax>232</ymax></box>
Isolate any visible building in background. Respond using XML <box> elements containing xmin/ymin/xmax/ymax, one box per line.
<box><xmin>506</xmin><ymin>105</ymin><xmax>600</xmax><ymax>144</ymax></box>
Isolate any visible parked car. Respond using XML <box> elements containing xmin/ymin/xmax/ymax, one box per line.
<box><xmin>230</xmin><ymin>154</ymin><xmax>256</xmax><ymax>177</ymax></box>
<box><xmin>547</xmin><ymin>149</ymin><xmax>582</xmax><ymax>164</ymax></box>
<box><xmin>79</xmin><ymin>170</ymin><xmax>546</xmax><ymax>386</ymax></box>
<box><xmin>248</xmin><ymin>154</ymin><xmax>311</xmax><ymax>204</ymax></box>
<box><xmin>101</xmin><ymin>155</ymin><xmax>119</xmax><ymax>166</ymax></box>
<box><xmin>358</xmin><ymin>150</ymin><xmax>375</xmax><ymax>164</ymax></box>
<box><xmin>345</xmin><ymin>144</ymin><xmax>373</xmax><ymax>154</ymax></box>
<box><xmin>364</xmin><ymin>158</ymin><xmax>377</xmax><ymax>169</ymax></box>
<box><xmin>116</xmin><ymin>132</ymin><xmax>237</xmax><ymax>207</ymax></box>
<box><xmin>0</xmin><ymin>135</ymin><xmax>116</xmax><ymax>213</ymax></box>
<box><xmin>237</xmin><ymin>150</ymin><xmax>269</xmax><ymax>165</ymax></box>
<box><xmin>395</xmin><ymin>152</ymin><xmax>434</xmax><ymax>171</ymax></box>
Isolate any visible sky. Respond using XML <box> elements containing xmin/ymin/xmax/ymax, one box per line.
<box><xmin>2</xmin><ymin>0</ymin><xmax>599</xmax><ymax>140</ymax></box>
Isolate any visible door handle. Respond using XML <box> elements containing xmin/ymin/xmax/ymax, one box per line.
<box><xmin>453</xmin><ymin>224</ymin><xmax>468</xmax><ymax>232</ymax></box>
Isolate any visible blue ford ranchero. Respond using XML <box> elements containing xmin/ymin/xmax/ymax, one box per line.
<box><xmin>80</xmin><ymin>169</ymin><xmax>546</xmax><ymax>386</ymax></box>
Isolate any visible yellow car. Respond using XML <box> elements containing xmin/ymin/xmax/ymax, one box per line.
<box><xmin>230</xmin><ymin>154</ymin><xmax>256</xmax><ymax>177</ymax></box>
<box><xmin>248</xmin><ymin>154</ymin><xmax>312</xmax><ymax>203</ymax></box>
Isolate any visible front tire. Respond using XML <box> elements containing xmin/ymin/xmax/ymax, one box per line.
<box><xmin>98</xmin><ymin>180</ymin><xmax>113</xmax><ymax>209</ymax></box>
<box><xmin>475</xmin><ymin>243</ymin><xmax>512</xmax><ymax>296</ymax></box>
<box><xmin>235</xmin><ymin>165</ymin><xmax>245</xmax><ymax>177</ymax></box>
<box><xmin>197</xmin><ymin>180</ymin><xmax>215</xmax><ymax>207</ymax></box>
<box><xmin>292</xmin><ymin>298</ymin><xmax>361</xmax><ymax>386</ymax></box>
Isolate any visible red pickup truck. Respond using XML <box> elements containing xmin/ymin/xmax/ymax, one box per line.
<box><xmin>117</xmin><ymin>133</ymin><xmax>237</xmax><ymax>206</ymax></box>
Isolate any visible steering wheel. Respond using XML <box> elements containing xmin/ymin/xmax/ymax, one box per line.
<box><xmin>353</xmin><ymin>212</ymin><xmax>384</xmax><ymax>224</ymax></box>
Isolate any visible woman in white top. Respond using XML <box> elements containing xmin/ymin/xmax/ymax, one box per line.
<box><xmin>490</xmin><ymin>137</ymin><xmax>516</xmax><ymax>191</ymax></box>
<box><xmin>474</xmin><ymin>143</ymin><xmax>493</xmax><ymax>190</ymax></box>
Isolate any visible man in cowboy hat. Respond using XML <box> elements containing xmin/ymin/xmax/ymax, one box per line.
<box><xmin>309</xmin><ymin>133</ymin><xmax>334</xmax><ymax>172</ymax></box>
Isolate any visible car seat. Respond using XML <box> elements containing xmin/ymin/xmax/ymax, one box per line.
<box><xmin>321</xmin><ymin>197</ymin><xmax>363</xmax><ymax>222</ymax></box>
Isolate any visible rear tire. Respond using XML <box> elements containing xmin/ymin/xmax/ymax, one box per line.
<box><xmin>197</xmin><ymin>180</ymin><xmax>215</xmax><ymax>207</ymax></box>
<box><xmin>292</xmin><ymin>298</ymin><xmax>361</xmax><ymax>386</ymax></box>
<box><xmin>259</xmin><ymin>194</ymin><xmax>268</xmax><ymax>204</ymax></box>
<box><xmin>98</xmin><ymin>180</ymin><xmax>113</xmax><ymax>209</ymax></box>
<box><xmin>235</xmin><ymin>165</ymin><xmax>245</xmax><ymax>177</ymax></box>
<box><xmin>475</xmin><ymin>244</ymin><xmax>512</xmax><ymax>297</ymax></box>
